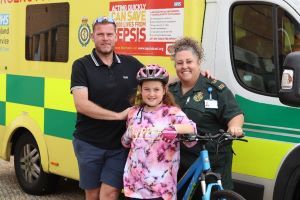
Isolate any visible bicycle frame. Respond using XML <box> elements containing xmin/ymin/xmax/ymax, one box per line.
<box><xmin>177</xmin><ymin>147</ymin><xmax>223</xmax><ymax>200</ymax></box>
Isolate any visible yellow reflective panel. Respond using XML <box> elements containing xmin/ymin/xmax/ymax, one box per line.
<box><xmin>184</xmin><ymin>0</ymin><xmax>204</xmax><ymax>39</ymax></box>
<box><xmin>233</xmin><ymin>137</ymin><xmax>293</xmax><ymax>179</ymax></box>
<box><xmin>45</xmin><ymin>135</ymin><xmax>79</xmax><ymax>180</ymax></box>
<box><xmin>6</xmin><ymin>102</ymin><xmax>44</xmax><ymax>132</ymax></box>
<box><xmin>0</xmin><ymin>74</ymin><xmax>6</xmax><ymax>102</ymax></box>
<box><xmin>45</xmin><ymin>78</ymin><xmax>76</xmax><ymax>112</ymax></box>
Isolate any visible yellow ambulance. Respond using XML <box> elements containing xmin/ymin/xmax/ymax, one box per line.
<box><xmin>1</xmin><ymin>0</ymin><xmax>300</xmax><ymax>199</ymax></box>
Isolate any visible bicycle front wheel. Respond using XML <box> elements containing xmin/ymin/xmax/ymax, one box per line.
<box><xmin>211</xmin><ymin>190</ymin><xmax>246</xmax><ymax>200</ymax></box>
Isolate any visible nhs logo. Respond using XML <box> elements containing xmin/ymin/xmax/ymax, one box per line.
<box><xmin>0</xmin><ymin>14</ymin><xmax>9</xmax><ymax>26</ymax></box>
<box><xmin>174</xmin><ymin>2</ymin><xmax>182</xmax><ymax>7</ymax></box>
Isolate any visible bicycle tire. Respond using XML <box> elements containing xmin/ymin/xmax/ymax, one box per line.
<box><xmin>210</xmin><ymin>189</ymin><xmax>246</xmax><ymax>200</ymax></box>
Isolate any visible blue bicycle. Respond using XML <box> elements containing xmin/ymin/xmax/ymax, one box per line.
<box><xmin>177</xmin><ymin>130</ymin><xmax>247</xmax><ymax>200</ymax></box>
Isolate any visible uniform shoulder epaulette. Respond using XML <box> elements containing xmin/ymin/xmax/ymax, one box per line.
<box><xmin>209</xmin><ymin>79</ymin><xmax>226</xmax><ymax>91</ymax></box>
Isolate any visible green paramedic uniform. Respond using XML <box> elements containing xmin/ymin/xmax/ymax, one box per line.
<box><xmin>169</xmin><ymin>76</ymin><xmax>243</xmax><ymax>190</ymax></box>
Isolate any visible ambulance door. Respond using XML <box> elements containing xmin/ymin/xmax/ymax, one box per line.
<box><xmin>213</xmin><ymin>1</ymin><xmax>300</xmax><ymax>200</ymax></box>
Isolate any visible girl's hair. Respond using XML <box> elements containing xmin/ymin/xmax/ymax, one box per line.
<box><xmin>171</xmin><ymin>37</ymin><xmax>204</xmax><ymax>61</ymax></box>
<box><xmin>130</xmin><ymin>81</ymin><xmax>178</xmax><ymax>107</ymax></box>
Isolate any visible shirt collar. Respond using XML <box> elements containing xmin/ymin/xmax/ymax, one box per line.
<box><xmin>171</xmin><ymin>75</ymin><xmax>206</xmax><ymax>95</ymax></box>
<box><xmin>90</xmin><ymin>48</ymin><xmax>121</xmax><ymax>67</ymax></box>
<box><xmin>193</xmin><ymin>76</ymin><xmax>206</xmax><ymax>92</ymax></box>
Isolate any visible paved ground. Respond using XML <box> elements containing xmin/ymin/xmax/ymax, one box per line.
<box><xmin>0</xmin><ymin>158</ymin><xmax>84</xmax><ymax>200</ymax></box>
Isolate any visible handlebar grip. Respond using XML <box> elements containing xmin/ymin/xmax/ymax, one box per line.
<box><xmin>236</xmin><ymin>138</ymin><xmax>248</xmax><ymax>142</ymax></box>
<box><xmin>229</xmin><ymin>133</ymin><xmax>248</xmax><ymax>142</ymax></box>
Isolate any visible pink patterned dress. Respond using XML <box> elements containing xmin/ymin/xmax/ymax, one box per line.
<box><xmin>121</xmin><ymin>105</ymin><xmax>196</xmax><ymax>200</ymax></box>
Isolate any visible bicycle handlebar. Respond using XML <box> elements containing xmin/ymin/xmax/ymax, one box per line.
<box><xmin>179</xmin><ymin>130</ymin><xmax>248</xmax><ymax>143</ymax></box>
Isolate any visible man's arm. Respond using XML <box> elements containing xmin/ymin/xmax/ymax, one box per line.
<box><xmin>72</xmin><ymin>88</ymin><xmax>129</xmax><ymax>120</ymax></box>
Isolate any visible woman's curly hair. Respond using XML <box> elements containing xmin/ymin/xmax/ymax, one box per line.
<box><xmin>171</xmin><ymin>37</ymin><xmax>204</xmax><ymax>61</ymax></box>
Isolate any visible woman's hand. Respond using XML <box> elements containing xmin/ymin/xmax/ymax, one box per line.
<box><xmin>227</xmin><ymin>114</ymin><xmax>244</xmax><ymax>137</ymax></box>
<box><xmin>227</xmin><ymin>126</ymin><xmax>244</xmax><ymax>137</ymax></box>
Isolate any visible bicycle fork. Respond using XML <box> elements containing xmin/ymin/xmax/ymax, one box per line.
<box><xmin>200</xmin><ymin>150</ymin><xmax>224</xmax><ymax>199</ymax></box>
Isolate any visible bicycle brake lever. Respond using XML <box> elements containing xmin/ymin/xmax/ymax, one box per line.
<box><xmin>227</xmin><ymin>133</ymin><xmax>248</xmax><ymax>142</ymax></box>
<box><xmin>237</xmin><ymin>132</ymin><xmax>246</xmax><ymax>138</ymax></box>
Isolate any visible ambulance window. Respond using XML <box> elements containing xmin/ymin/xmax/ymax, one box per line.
<box><xmin>25</xmin><ymin>3</ymin><xmax>69</xmax><ymax>62</ymax></box>
<box><xmin>277</xmin><ymin>9</ymin><xmax>300</xmax><ymax>67</ymax></box>
<box><xmin>232</xmin><ymin>4</ymin><xmax>277</xmax><ymax>95</ymax></box>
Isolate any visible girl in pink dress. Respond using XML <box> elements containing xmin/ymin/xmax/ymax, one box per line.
<box><xmin>121</xmin><ymin>64</ymin><xmax>196</xmax><ymax>200</ymax></box>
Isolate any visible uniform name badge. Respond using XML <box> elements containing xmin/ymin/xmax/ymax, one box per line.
<box><xmin>205</xmin><ymin>87</ymin><xmax>218</xmax><ymax>109</ymax></box>
<box><xmin>204</xmin><ymin>99</ymin><xmax>218</xmax><ymax>109</ymax></box>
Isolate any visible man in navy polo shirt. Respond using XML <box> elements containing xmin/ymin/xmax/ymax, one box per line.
<box><xmin>70</xmin><ymin>16</ymin><xmax>143</xmax><ymax>200</ymax></box>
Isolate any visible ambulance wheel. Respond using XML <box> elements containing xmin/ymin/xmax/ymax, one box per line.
<box><xmin>273</xmin><ymin>146</ymin><xmax>300</xmax><ymax>200</ymax></box>
<box><xmin>14</xmin><ymin>133</ymin><xmax>59</xmax><ymax>195</ymax></box>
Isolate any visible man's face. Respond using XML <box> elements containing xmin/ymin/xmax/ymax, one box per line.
<box><xmin>92</xmin><ymin>23</ymin><xmax>116</xmax><ymax>55</ymax></box>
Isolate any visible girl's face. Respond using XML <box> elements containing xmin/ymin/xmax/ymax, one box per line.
<box><xmin>141</xmin><ymin>80</ymin><xmax>166</xmax><ymax>110</ymax></box>
<box><xmin>174</xmin><ymin>50</ymin><xmax>201</xmax><ymax>85</ymax></box>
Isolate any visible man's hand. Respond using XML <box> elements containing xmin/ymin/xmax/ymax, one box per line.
<box><xmin>200</xmin><ymin>69</ymin><xmax>215</xmax><ymax>79</ymax></box>
<box><xmin>117</xmin><ymin>107</ymin><xmax>130</xmax><ymax>120</ymax></box>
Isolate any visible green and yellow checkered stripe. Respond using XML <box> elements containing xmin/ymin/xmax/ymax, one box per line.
<box><xmin>1</xmin><ymin>74</ymin><xmax>300</xmax><ymax>180</ymax></box>
<box><xmin>1</xmin><ymin>74</ymin><xmax>76</xmax><ymax>140</ymax></box>
<box><xmin>0</xmin><ymin>74</ymin><xmax>6</xmax><ymax>125</ymax></box>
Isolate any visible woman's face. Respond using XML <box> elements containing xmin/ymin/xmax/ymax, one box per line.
<box><xmin>174</xmin><ymin>50</ymin><xmax>201</xmax><ymax>84</ymax></box>
<box><xmin>141</xmin><ymin>80</ymin><xmax>166</xmax><ymax>109</ymax></box>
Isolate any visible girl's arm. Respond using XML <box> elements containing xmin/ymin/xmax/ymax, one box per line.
<box><xmin>173</xmin><ymin>124</ymin><xmax>195</xmax><ymax>134</ymax></box>
<box><xmin>161</xmin><ymin>111</ymin><xmax>197</xmax><ymax>143</ymax></box>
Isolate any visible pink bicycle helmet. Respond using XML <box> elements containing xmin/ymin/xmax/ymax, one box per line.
<box><xmin>137</xmin><ymin>64</ymin><xmax>169</xmax><ymax>84</ymax></box>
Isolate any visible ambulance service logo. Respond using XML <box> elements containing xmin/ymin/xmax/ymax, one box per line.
<box><xmin>0</xmin><ymin>14</ymin><xmax>9</xmax><ymax>26</ymax></box>
<box><xmin>193</xmin><ymin>92</ymin><xmax>203</xmax><ymax>102</ymax></box>
<box><xmin>0</xmin><ymin>14</ymin><xmax>10</xmax><ymax>52</ymax></box>
<box><xmin>78</xmin><ymin>17</ymin><xmax>91</xmax><ymax>47</ymax></box>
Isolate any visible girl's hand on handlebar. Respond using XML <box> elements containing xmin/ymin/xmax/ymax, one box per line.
<box><xmin>161</xmin><ymin>126</ymin><xmax>177</xmax><ymax>143</ymax></box>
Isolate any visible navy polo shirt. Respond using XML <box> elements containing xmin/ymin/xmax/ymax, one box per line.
<box><xmin>71</xmin><ymin>48</ymin><xmax>143</xmax><ymax>149</ymax></box>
